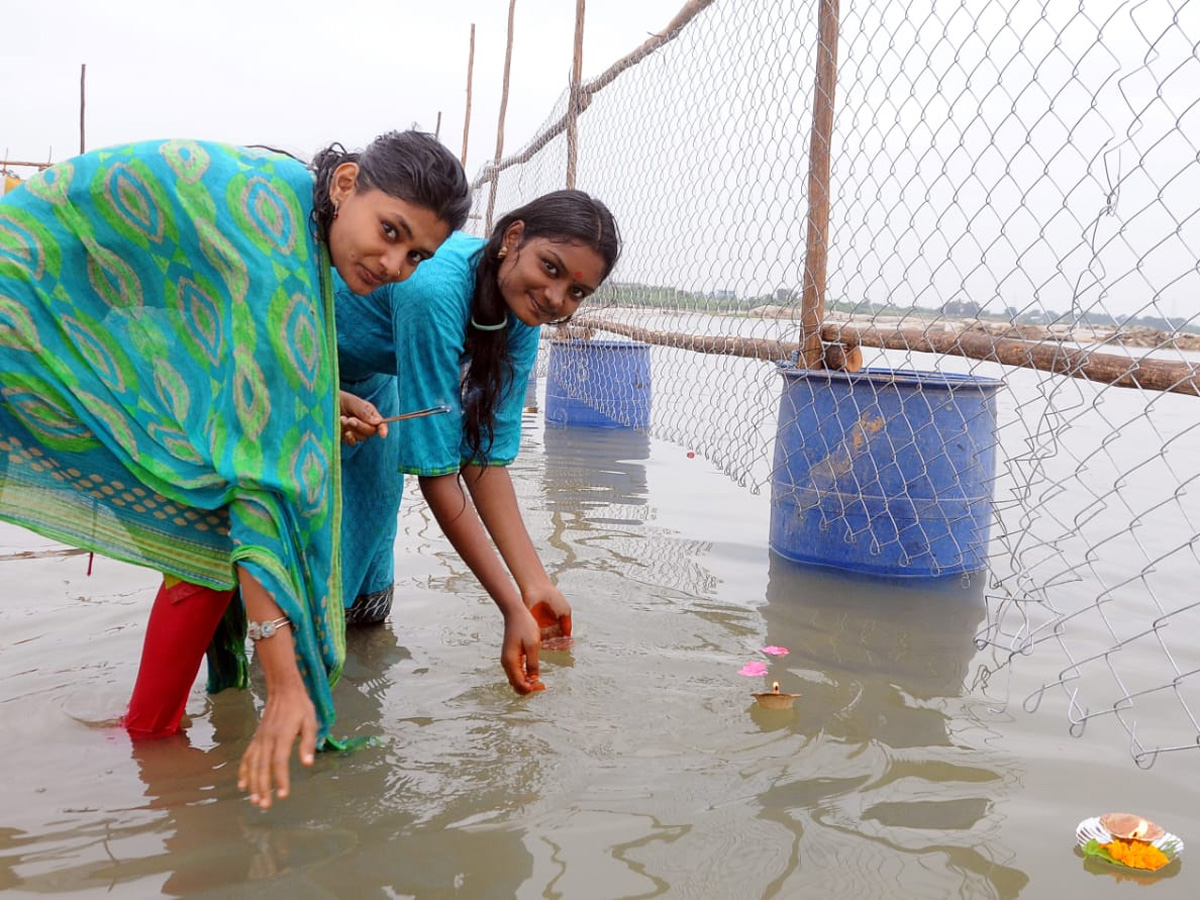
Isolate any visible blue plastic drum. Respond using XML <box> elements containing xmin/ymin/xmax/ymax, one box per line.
<box><xmin>545</xmin><ymin>340</ymin><xmax>652</xmax><ymax>428</ymax></box>
<box><xmin>770</xmin><ymin>366</ymin><xmax>1002</xmax><ymax>577</ymax></box>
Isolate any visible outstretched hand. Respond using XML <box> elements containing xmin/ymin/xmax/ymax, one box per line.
<box><xmin>237</xmin><ymin>683</ymin><xmax>318</xmax><ymax>809</ymax></box>
<box><xmin>339</xmin><ymin>390</ymin><xmax>388</xmax><ymax>446</ymax></box>
<box><xmin>526</xmin><ymin>584</ymin><xmax>573</xmax><ymax>651</ymax></box>
<box><xmin>500</xmin><ymin>605</ymin><xmax>546</xmax><ymax>694</ymax></box>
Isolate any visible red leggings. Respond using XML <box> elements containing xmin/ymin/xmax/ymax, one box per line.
<box><xmin>124</xmin><ymin>578</ymin><xmax>234</xmax><ymax>738</ymax></box>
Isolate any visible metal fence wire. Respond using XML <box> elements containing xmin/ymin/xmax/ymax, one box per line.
<box><xmin>466</xmin><ymin>0</ymin><xmax>1200</xmax><ymax>766</ymax></box>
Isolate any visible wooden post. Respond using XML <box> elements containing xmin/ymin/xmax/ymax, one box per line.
<box><xmin>799</xmin><ymin>0</ymin><xmax>840</xmax><ymax>368</ymax></box>
<box><xmin>461</xmin><ymin>24</ymin><xmax>476</xmax><ymax>168</ymax></box>
<box><xmin>565</xmin><ymin>0</ymin><xmax>586</xmax><ymax>189</ymax></box>
<box><xmin>79</xmin><ymin>63</ymin><xmax>87</xmax><ymax>154</ymax></box>
<box><xmin>485</xmin><ymin>0</ymin><xmax>518</xmax><ymax>232</ymax></box>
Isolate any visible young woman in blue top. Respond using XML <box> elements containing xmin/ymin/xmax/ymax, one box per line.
<box><xmin>337</xmin><ymin>190</ymin><xmax>621</xmax><ymax>693</ymax></box>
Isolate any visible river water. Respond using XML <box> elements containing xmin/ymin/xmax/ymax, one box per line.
<box><xmin>2</xmin><ymin>381</ymin><xmax>1198</xmax><ymax>897</ymax></box>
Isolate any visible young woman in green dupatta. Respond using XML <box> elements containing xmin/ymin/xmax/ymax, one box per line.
<box><xmin>0</xmin><ymin>130</ymin><xmax>470</xmax><ymax>808</ymax></box>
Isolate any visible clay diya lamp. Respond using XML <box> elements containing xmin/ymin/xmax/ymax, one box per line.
<box><xmin>1100</xmin><ymin>812</ymin><xmax>1166</xmax><ymax>843</ymax></box>
<box><xmin>752</xmin><ymin>681</ymin><xmax>800</xmax><ymax>710</ymax></box>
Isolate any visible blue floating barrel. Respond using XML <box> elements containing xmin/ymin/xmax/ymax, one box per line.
<box><xmin>770</xmin><ymin>367</ymin><xmax>1002</xmax><ymax>578</ymax></box>
<box><xmin>545</xmin><ymin>340</ymin><xmax>652</xmax><ymax>428</ymax></box>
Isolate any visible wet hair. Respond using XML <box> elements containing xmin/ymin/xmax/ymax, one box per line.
<box><xmin>309</xmin><ymin>130</ymin><xmax>470</xmax><ymax>237</ymax></box>
<box><xmin>462</xmin><ymin>190</ymin><xmax>622</xmax><ymax>462</ymax></box>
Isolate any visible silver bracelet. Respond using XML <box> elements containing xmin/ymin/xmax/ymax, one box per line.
<box><xmin>247</xmin><ymin>615</ymin><xmax>291</xmax><ymax>641</ymax></box>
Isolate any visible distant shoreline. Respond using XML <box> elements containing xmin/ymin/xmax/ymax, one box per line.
<box><xmin>589</xmin><ymin>304</ymin><xmax>1200</xmax><ymax>352</ymax></box>
<box><xmin>746</xmin><ymin>306</ymin><xmax>1200</xmax><ymax>351</ymax></box>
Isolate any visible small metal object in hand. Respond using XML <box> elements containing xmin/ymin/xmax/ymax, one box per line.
<box><xmin>378</xmin><ymin>404</ymin><xmax>452</xmax><ymax>424</ymax></box>
<box><xmin>247</xmin><ymin>615</ymin><xmax>291</xmax><ymax>641</ymax></box>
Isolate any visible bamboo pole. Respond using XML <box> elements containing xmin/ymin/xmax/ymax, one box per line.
<box><xmin>79</xmin><ymin>63</ymin><xmax>87</xmax><ymax>154</ymax></box>
<box><xmin>565</xmin><ymin>0</ymin><xmax>587</xmax><ymax>189</ymax></box>
<box><xmin>0</xmin><ymin>159</ymin><xmax>55</xmax><ymax>170</ymax></box>
<box><xmin>569</xmin><ymin>316</ymin><xmax>1200</xmax><ymax>397</ymax></box>
<box><xmin>461</xmin><ymin>23</ymin><xmax>476</xmax><ymax>167</ymax></box>
<box><xmin>799</xmin><ymin>0</ymin><xmax>840</xmax><ymax>368</ymax></box>
<box><xmin>822</xmin><ymin>322</ymin><xmax>1200</xmax><ymax>396</ymax></box>
<box><xmin>0</xmin><ymin>547</ymin><xmax>90</xmax><ymax>563</ymax></box>
<box><xmin>486</xmin><ymin>0</ymin><xmax>518</xmax><ymax>232</ymax></box>
<box><xmin>585</xmin><ymin>0</ymin><xmax>713</xmax><ymax>95</ymax></box>
<box><xmin>471</xmin><ymin>0</ymin><xmax>715</xmax><ymax>189</ymax></box>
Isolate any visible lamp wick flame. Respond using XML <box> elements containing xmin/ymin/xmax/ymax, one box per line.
<box><xmin>1133</xmin><ymin>819</ymin><xmax>1149</xmax><ymax>839</ymax></box>
<box><xmin>771</xmin><ymin>682</ymin><xmax>781</xmax><ymax>694</ymax></box>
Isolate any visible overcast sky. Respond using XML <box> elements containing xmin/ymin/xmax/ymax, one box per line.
<box><xmin>4</xmin><ymin>0</ymin><xmax>1194</xmax><ymax>321</ymax></box>
<box><xmin>0</xmin><ymin>0</ymin><xmax>684</xmax><ymax>177</ymax></box>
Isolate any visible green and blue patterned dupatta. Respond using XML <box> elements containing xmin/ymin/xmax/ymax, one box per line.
<box><xmin>0</xmin><ymin>140</ymin><xmax>345</xmax><ymax>741</ymax></box>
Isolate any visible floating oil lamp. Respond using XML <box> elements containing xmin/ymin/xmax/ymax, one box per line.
<box><xmin>752</xmin><ymin>681</ymin><xmax>800</xmax><ymax>710</ymax></box>
<box><xmin>1100</xmin><ymin>812</ymin><xmax>1166</xmax><ymax>843</ymax></box>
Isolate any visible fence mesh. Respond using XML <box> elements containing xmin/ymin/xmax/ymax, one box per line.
<box><xmin>467</xmin><ymin>0</ymin><xmax>1200</xmax><ymax>765</ymax></box>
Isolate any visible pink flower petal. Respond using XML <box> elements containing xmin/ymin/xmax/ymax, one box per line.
<box><xmin>761</xmin><ymin>646</ymin><xmax>790</xmax><ymax>657</ymax></box>
<box><xmin>738</xmin><ymin>661</ymin><xmax>769</xmax><ymax>677</ymax></box>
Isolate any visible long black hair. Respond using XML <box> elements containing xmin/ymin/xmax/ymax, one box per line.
<box><xmin>462</xmin><ymin>190</ymin><xmax>621</xmax><ymax>462</ymax></box>
<box><xmin>309</xmin><ymin>130</ymin><xmax>470</xmax><ymax>237</ymax></box>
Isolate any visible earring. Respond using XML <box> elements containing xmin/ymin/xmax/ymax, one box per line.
<box><xmin>497</xmin><ymin>247</ymin><xmax>507</xmax><ymax>259</ymax></box>
<box><xmin>333</xmin><ymin>202</ymin><xmax>339</xmax><ymax>221</ymax></box>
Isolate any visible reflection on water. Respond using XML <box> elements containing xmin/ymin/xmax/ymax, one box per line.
<box><xmin>540</xmin><ymin>426</ymin><xmax>720</xmax><ymax>600</ymax></box>
<box><xmin>752</xmin><ymin>557</ymin><xmax>1028</xmax><ymax>897</ymax></box>
<box><xmin>761</xmin><ymin>558</ymin><xmax>987</xmax><ymax>744</ymax></box>
<box><xmin>542</xmin><ymin>425</ymin><xmax>651</xmax><ymax>522</ymax></box>
<box><xmin>120</xmin><ymin>695</ymin><xmax>364</xmax><ymax>896</ymax></box>
<box><xmin>0</xmin><ymin>421</ymin><xmax>1078</xmax><ymax>898</ymax></box>
<box><xmin>520</xmin><ymin>425</ymin><xmax>1028</xmax><ymax>898</ymax></box>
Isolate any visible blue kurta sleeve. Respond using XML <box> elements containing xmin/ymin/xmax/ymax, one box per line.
<box><xmin>389</xmin><ymin>234</ymin><xmax>480</xmax><ymax>476</ymax></box>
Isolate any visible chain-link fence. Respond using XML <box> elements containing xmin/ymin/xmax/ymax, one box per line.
<box><xmin>467</xmin><ymin>0</ymin><xmax>1200</xmax><ymax>765</ymax></box>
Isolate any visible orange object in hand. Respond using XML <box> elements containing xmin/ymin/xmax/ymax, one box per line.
<box><xmin>530</xmin><ymin>600</ymin><xmax>573</xmax><ymax>651</ymax></box>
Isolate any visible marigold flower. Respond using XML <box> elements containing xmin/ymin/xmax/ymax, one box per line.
<box><xmin>1102</xmin><ymin>838</ymin><xmax>1171</xmax><ymax>871</ymax></box>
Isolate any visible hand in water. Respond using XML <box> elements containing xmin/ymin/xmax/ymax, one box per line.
<box><xmin>501</xmin><ymin>606</ymin><xmax>546</xmax><ymax>694</ymax></box>
<box><xmin>237</xmin><ymin>684</ymin><xmax>317</xmax><ymax>809</ymax></box>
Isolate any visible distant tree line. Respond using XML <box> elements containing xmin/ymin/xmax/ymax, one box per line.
<box><xmin>606</xmin><ymin>282</ymin><xmax>1198</xmax><ymax>335</ymax></box>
